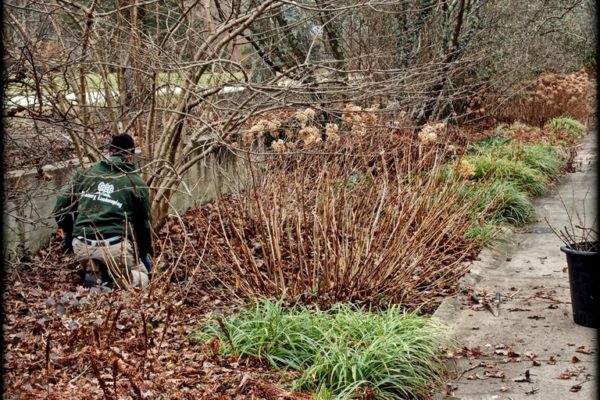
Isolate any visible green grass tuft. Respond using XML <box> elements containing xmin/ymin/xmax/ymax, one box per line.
<box><xmin>506</xmin><ymin>143</ymin><xmax>564</xmax><ymax>178</ymax></box>
<box><xmin>194</xmin><ymin>300</ymin><xmax>449</xmax><ymax>399</ymax></box>
<box><xmin>467</xmin><ymin>136</ymin><xmax>512</xmax><ymax>153</ymax></box>
<box><xmin>545</xmin><ymin>117</ymin><xmax>586</xmax><ymax>138</ymax></box>
<box><xmin>466</xmin><ymin>220</ymin><xmax>504</xmax><ymax>246</ymax></box>
<box><xmin>466</xmin><ymin>154</ymin><xmax>549</xmax><ymax>196</ymax></box>
<box><xmin>463</xmin><ymin>180</ymin><xmax>534</xmax><ymax>225</ymax></box>
<box><xmin>492</xmin><ymin>121</ymin><xmax>540</xmax><ymax>137</ymax></box>
<box><xmin>449</xmin><ymin>137</ymin><xmax>567</xmax><ymax>246</ymax></box>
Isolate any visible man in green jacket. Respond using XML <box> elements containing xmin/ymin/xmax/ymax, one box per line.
<box><xmin>53</xmin><ymin>133</ymin><xmax>152</xmax><ymax>288</ymax></box>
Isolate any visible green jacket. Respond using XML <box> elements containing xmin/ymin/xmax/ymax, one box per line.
<box><xmin>53</xmin><ymin>156</ymin><xmax>152</xmax><ymax>257</ymax></box>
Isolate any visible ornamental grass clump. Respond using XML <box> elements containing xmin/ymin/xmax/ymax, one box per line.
<box><xmin>461</xmin><ymin>139</ymin><xmax>566</xmax><ymax>195</ymax></box>
<box><xmin>545</xmin><ymin>116</ymin><xmax>587</xmax><ymax>138</ymax></box>
<box><xmin>466</xmin><ymin>154</ymin><xmax>550</xmax><ymax>196</ymax></box>
<box><xmin>493</xmin><ymin>142</ymin><xmax>566</xmax><ymax>178</ymax></box>
<box><xmin>466</xmin><ymin>220</ymin><xmax>503</xmax><ymax>245</ymax></box>
<box><xmin>450</xmin><ymin>135</ymin><xmax>568</xmax><ymax>245</ymax></box>
<box><xmin>463</xmin><ymin>180</ymin><xmax>534</xmax><ymax>226</ymax></box>
<box><xmin>455</xmin><ymin>139</ymin><xmax>566</xmax><ymax>231</ymax></box>
<box><xmin>195</xmin><ymin>299</ymin><xmax>449</xmax><ymax>400</ymax></box>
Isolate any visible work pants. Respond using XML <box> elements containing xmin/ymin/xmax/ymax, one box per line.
<box><xmin>72</xmin><ymin>238</ymin><xmax>149</xmax><ymax>289</ymax></box>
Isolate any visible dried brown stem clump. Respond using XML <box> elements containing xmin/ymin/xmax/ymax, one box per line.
<box><xmin>189</xmin><ymin>129</ymin><xmax>479</xmax><ymax>308</ymax></box>
<box><xmin>482</xmin><ymin>70</ymin><xmax>596</xmax><ymax>127</ymax></box>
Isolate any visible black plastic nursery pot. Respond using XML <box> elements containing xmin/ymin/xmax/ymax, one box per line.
<box><xmin>561</xmin><ymin>242</ymin><xmax>598</xmax><ymax>328</ymax></box>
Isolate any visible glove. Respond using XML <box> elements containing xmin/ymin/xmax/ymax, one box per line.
<box><xmin>141</xmin><ymin>254</ymin><xmax>152</xmax><ymax>273</ymax></box>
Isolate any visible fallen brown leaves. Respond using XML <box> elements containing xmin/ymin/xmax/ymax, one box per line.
<box><xmin>455</xmin><ymin>346</ymin><xmax>485</xmax><ymax>360</ymax></box>
<box><xmin>570</xmin><ymin>384</ymin><xmax>583</xmax><ymax>392</ymax></box>
<box><xmin>3</xmin><ymin>237</ymin><xmax>311</xmax><ymax>400</ymax></box>
<box><xmin>575</xmin><ymin>346</ymin><xmax>593</xmax><ymax>355</ymax></box>
<box><xmin>558</xmin><ymin>366</ymin><xmax>586</xmax><ymax>380</ymax></box>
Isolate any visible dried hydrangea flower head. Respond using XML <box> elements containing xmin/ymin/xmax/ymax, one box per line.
<box><xmin>344</xmin><ymin>103</ymin><xmax>362</xmax><ymax>112</ymax></box>
<box><xmin>341</xmin><ymin>103</ymin><xmax>370</xmax><ymax>135</ymax></box>
<box><xmin>351</xmin><ymin>123</ymin><xmax>367</xmax><ymax>135</ymax></box>
<box><xmin>342</xmin><ymin>103</ymin><xmax>363</xmax><ymax>123</ymax></box>
<box><xmin>271</xmin><ymin>139</ymin><xmax>287</xmax><ymax>153</ymax></box>
<box><xmin>249</xmin><ymin>120</ymin><xmax>267</xmax><ymax>137</ymax></box>
<box><xmin>417</xmin><ymin>122</ymin><xmax>446</xmax><ymax>145</ymax></box>
<box><xmin>242</xmin><ymin>131</ymin><xmax>254</xmax><ymax>144</ymax></box>
<box><xmin>457</xmin><ymin>159</ymin><xmax>476</xmax><ymax>180</ymax></box>
<box><xmin>266</xmin><ymin>120</ymin><xmax>280</xmax><ymax>137</ymax></box>
<box><xmin>325</xmin><ymin>123</ymin><xmax>340</xmax><ymax>142</ymax></box>
<box><xmin>303</xmin><ymin>107</ymin><xmax>316</xmax><ymax>120</ymax></box>
<box><xmin>294</xmin><ymin>111</ymin><xmax>309</xmax><ymax>126</ymax></box>
<box><xmin>245</xmin><ymin>118</ymin><xmax>280</xmax><ymax>145</ymax></box>
<box><xmin>299</xmin><ymin>126</ymin><xmax>321</xmax><ymax>146</ymax></box>
<box><xmin>360</xmin><ymin>103</ymin><xmax>380</xmax><ymax>125</ymax></box>
<box><xmin>294</xmin><ymin>108</ymin><xmax>315</xmax><ymax>127</ymax></box>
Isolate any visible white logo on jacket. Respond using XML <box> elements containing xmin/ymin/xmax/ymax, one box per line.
<box><xmin>80</xmin><ymin>181</ymin><xmax>123</xmax><ymax>209</ymax></box>
<box><xmin>98</xmin><ymin>182</ymin><xmax>115</xmax><ymax>195</ymax></box>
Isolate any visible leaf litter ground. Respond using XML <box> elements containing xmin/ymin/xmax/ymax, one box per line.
<box><xmin>3</xmin><ymin>119</ymin><xmax>580</xmax><ymax>399</ymax></box>
<box><xmin>3</xmin><ymin>233</ymin><xmax>312</xmax><ymax>399</ymax></box>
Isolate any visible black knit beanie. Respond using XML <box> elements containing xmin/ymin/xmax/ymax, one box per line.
<box><xmin>109</xmin><ymin>133</ymin><xmax>135</xmax><ymax>154</ymax></box>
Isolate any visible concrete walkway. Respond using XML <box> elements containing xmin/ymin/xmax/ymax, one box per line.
<box><xmin>433</xmin><ymin>131</ymin><xmax>597</xmax><ymax>400</ymax></box>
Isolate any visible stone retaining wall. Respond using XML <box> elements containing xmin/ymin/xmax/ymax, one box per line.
<box><xmin>3</xmin><ymin>147</ymin><xmax>246</xmax><ymax>259</ymax></box>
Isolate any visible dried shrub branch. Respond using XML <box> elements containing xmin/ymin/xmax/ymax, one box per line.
<box><xmin>190</xmin><ymin>128</ymin><xmax>480</xmax><ymax>307</ymax></box>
